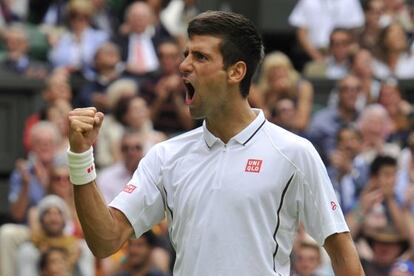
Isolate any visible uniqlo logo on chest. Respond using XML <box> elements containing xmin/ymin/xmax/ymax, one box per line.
<box><xmin>123</xmin><ymin>184</ymin><xmax>137</xmax><ymax>193</ymax></box>
<box><xmin>245</xmin><ymin>159</ymin><xmax>263</xmax><ymax>173</ymax></box>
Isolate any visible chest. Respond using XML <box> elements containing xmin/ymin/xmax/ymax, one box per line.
<box><xmin>161</xmin><ymin>145</ymin><xmax>296</xmax><ymax>218</ymax></box>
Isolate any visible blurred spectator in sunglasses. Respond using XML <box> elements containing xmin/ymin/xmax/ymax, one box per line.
<box><xmin>97</xmin><ymin>130</ymin><xmax>146</xmax><ymax>203</ymax></box>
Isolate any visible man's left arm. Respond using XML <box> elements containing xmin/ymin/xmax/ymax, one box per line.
<box><xmin>324</xmin><ymin>232</ymin><xmax>364</xmax><ymax>276</ymax></box>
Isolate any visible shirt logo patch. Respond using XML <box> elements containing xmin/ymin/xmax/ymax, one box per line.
<box><xmin>330</xmin><ymin>201</ymin><xmax>337</xmax><ymax>211</ymax></box>
<box><xmin>245</xmin><ymin>159</ymin><xmax>263</xmax><ymax>173</ymax></box>
<box><xmin>86</xmin><ymin>165</ymin><xmax>94</xmax><ymax>173</ymax></box>
<box><xmin>123</xmin><ymin>184</ymin><xmax>137</xmax><ymax>193</ymax></box>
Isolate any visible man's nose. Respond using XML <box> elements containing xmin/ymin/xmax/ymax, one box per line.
<box><xmin>179</xmin><ymin>55</ymin><xmax>192</xmax><ymax>75</ymax></box>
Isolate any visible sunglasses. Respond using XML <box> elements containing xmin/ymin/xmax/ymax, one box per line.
<box><xmin>339</xmin><ymin>85</ymin><xmax>361</xmax><ymax>92</ymax></box>
<box><xmin>121</xmin><ymin>144</ymin><xmax>143</xmax><ymax>153</ymax></box>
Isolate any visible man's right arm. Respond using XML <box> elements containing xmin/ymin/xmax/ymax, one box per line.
<box><xmin>68</xmin><ymin>107</ymin><xmax>133</xmax><ymax>257</ymax></box>
<box><xmin>73</xmin><ymin>180</ymin><xmax>133</xmax><ymax>258</ymax></box>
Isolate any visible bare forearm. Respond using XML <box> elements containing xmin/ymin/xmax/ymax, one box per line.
<box><xmin>10</xmin><ymin>185</ymin><xmax>30</xmax><ymax>221</ymax></box>
<box><xmin>324</xmin><ymin>232</ymin><xmax>365</xmax><ymax>276</ymax></box>
<box><xmin>73</xmin><ymin>182</ymin><xmax>129</xmax><ymax>257</ymax></box>
<box><xmin>297</xmin><ymin>28</ymin><xmax>323</xmax><ymax>61</ymax></box>
<box><xmin>387</xmin><ymin>198</ymin><xmax>408</xmax><ymax>237</ymax></box>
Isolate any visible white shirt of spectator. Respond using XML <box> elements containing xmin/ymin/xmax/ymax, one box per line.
<box><xmin>289</xmin><ymin>0</ymin><xmax>364</xmax><ymax>49</ymax></box>
<box><xmin>128</xmin><ymin>33</ymin><xmax>159</xmax><ymax>73</ymax></box>
<box><xmin>109</xmin><ymin>109</ymin><xmax>349</xmax><ymax>276</ymax></box>
<box><xmin>373</xmin><ymin>53</ymin><xmax>414</xmax><ymax>79</ymax></box>
<box><xmin>97</xmin><ymin>162</ymin><xmax>132</xmax><ymax>204</ymax></box>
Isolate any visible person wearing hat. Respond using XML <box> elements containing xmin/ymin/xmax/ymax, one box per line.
<box><xmin>16</xmin><ymin>195</ymin><xmax>80</xmax><ymax>276</ymax></box>
<box><xmin>361</xmin><ymin>224</ymin><xmax>410</xmax><ymax>276</ymax></box>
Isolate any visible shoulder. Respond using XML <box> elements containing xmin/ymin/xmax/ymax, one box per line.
<box><xmin>263</xmin><ymin>122</ymin><xmax>315</xmax><ymax>160</ymax></box>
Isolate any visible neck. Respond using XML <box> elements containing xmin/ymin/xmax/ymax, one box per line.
<box><xmin>338</xmin><ymin>105</ymin><xmax>355</xmax><ymax>122</ymax></box>
<box><xmin>205</xmin><ymin>98</ymin><xmax>256</xmax><ymax>144</ymax></box>
<box><xmin>387</xmin><ymin>52</ymin><xmax>400</xmax><ymax>69</ymax></box>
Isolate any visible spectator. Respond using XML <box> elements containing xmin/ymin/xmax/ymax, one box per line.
<box><xmin>372</xmin><ymin>22</ymin><xmax>414</xmax><ymax>79</ymax></box>
<box><xmin>97</xmin><ymin>130</ymin><xmax>146</xmax><ymax>203</ymax></box>
<box><xmin>9</xmin><ymin>121</ymin><xmax>63</xmax><ymax>223</ymax></box>
<box><xmin>16</xmin><ymin>195</ymin><xmax>84</xmax><ymax>276</ymax></box>
<box><xmin>378</xmin><ymin>78</ymin><xmax>413</xmax><ymax>146</ymax></box>
<box><xmin>350</xmin><ymin>48</ymin><xmax>381</xmax><ymax>110</ymax></box>
<box><xmin>0</xmin><ymin>162</ymin><xmax>86</xmax><ymax>276</ymax></box>
<box><xmin>254</xmin><ymin>51</ymin><xmax>313</xmax><ymax>132</ymax></box>
<box><xmin>140</xmin><ymin>39</ymin><xmax>194</xmax><ymax>134</ymax></box>
<box><xmin>304</xmin><ymin>28</ymin><xmax>355</xmax><ymax>80</ymax></box>
<box><xmin>327</xmin><ymin>126</ymin><xmax>362</xmax><ymax>214</ymax></box>
<box><xmin>95</xmin><ymin>79</ymin><xmax>139</xmax><ymax>168</ymax></box>
<box><xmin>0</xmin><ymin>23</ymin><xmax>48</xmax><ymax>79</ymax></box>
<box><xmin>23</xmin><ymin>69</ymin><xmax>72</xmax><ymax>152</ymax></box>
<box><xmin>73</xmin><ymin>42</ymin><xmax>127</xmax><ymax>111</ymax></box>
<box><xmin>361</xmin><ymin>224</ymin><xmax>409</xmax><ymax>276</ymax></box>
<box><xmin>288</xmin><ymin>0</ymin><xmax>364</xmax><ymax>62</ymax></box>
<box><xmin>114</xmin><ymin>231</ymin><xmax>166</xmax><ymax>276</ymax></box>
<box><xmin>347</xmin><ymin>155</ymin><xmax>407</xmax><ymax>240</ymax></box>
<box><xmin>115</xmin><ymin>2</ymin><xmax>162</xmax><ymax>77</ymax></box>
<box><xmin>97</xmin><ymin>94</ymin><xmax>165</xmax><ymax>168</ymax></box>
<box><xmin>291</xmin><ymin>240</ymin><xmax>322</xmax><ymax>276</ymax></box>
<box><xmin>307</xmin><ymin>74</ymin><xmax>359</xmax><ymax>163</ymax></box>
<box><xmin>358</xmin><ymin>0</ymin><xmax>386</xmax><ymax>53</ymax></box>
<box><xmin>356</xmin><ymin>104</ymin><xmax>400</xmax><ymax>163</ymax></box>
<box><xmin>48</xmin><ymin>0</ymin><xmax>109</xmax><ymax>75</ymax></box>
<box><xmin>39</xmin><ymin>247</ymin><xmax>72</xmax><ymax>276</ymax></box>
<box><xmin>267</xmin><ymin>97</ymin><xmax>302</xmax><ymax>135</ymax></box>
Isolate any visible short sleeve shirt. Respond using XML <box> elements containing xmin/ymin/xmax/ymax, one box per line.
<box><xmin>109</xmin><ymin>109</ymin><xmax>349</xmax><ymax>276</ymax></box>
<box><xmin>289</xmin><ymin>0</ymin><xmax>364</xmax><ymax>48</ymax></box>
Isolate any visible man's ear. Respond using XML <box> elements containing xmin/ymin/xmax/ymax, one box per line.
<box><xmin>227</xmin><ymin>61</ymin><xmax>247</xmax><ymax>85</ymax></box>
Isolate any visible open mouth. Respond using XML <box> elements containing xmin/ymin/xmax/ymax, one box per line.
<box><xmin>184</xmin><ymin>81</ymin><xmax>195</xmax><ymax>105</ymax></box>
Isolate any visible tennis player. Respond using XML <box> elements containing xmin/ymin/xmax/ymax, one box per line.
<box><xmin>67</xmin><ymin>11</ymin><xmax>364</xmax><ymax>276</ymax></box>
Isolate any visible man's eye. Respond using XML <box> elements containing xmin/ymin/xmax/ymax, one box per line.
<box><xmin>195</xmin><ymin>53</ymin><xmax>207</xmax><ymax>61</ymax></box>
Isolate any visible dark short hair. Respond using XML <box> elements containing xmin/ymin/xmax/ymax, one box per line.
<box><xmin>39</xmin><ymin>247</ymin><xmax>68</xmax><ymax>271</ymax></box>
<box><xmin>370</xmin><ymin>155</ymin><xmax>397</xmax><ymax>176</ymax></box>
<box><xmin>187</xmin><ymin>11</ymin><xmax>264</xmax><ymax>97</ymax></box>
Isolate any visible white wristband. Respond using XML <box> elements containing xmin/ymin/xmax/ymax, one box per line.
<box><xmin>67</xmin><ymin>147</ymin><xmax>96</xmax><ymax>185</ymax></box>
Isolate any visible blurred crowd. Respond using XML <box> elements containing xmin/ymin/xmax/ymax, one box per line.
<box><xmin>1</xmin><ymin>0</ymin><xmax>414</xmax><ymax>275</ymax></box>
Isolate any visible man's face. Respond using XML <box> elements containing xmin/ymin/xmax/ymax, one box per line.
<box><xmin>159</xmin><ymin>42</ymin><xmax>181</xmax><ymax>75</ymax></box>
<box><xmin>43</xmin><ymin>250</ymin><xmax>68</xmax><ymax>276</ymax></box>
<box><xmin>294</xmin><ymin>246</ymin><xmax>321</xmax><ymax>276</ymax></box>
<box><xmin>41</xmin><ymin>207</ymin><xmax>65</xmax><ymax>237</ymax></box>
<box><xmin>338</xmin><ymin>76</ymin><xmax>360</xmax><ymax>111</ymax></box>
<box><xmin>377</xmin><ymin>165</ymin><xmax>397</xmax><ymax>192</ymax></box>
<box><xmin>31</xmin><ymin>131</ymin><xmax>58</xmax><ymax>164</ymax></box>
<box><xmin>127</xmin><ymin>4</ymin><xmax>151</xmax><ymax>34</ymax></box>
<box><xmin>121</xmin><ymin>135</ymin><xmax>144</xmax><ymax>173</ymax></box>
<box><xmin>372</xmin><ymin>241</ymin><xmax>402</xmax><ymax>266</ymax></box>
<box><xmin>330</xmin><ymin>31</ymin><xmax>352</xmax><ymax>61</ymax></box>
<box><xmin>128</xmin><ymin>237</ymin><xmax>152</xmax><ymax>269</ymax></box>
<box><xmin>180</xmin><ymin>35</ymin><xmax>229</xmax><ymax>119</ymax></box>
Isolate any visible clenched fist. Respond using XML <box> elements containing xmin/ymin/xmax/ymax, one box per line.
<box><xmin>68</xmin><ymin>107</ymin><xmax>104</xmax><ymax>153</ymax></box>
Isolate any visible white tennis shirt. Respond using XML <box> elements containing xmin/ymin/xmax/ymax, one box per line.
<box><xmin>109</xmin><ymin>109</ymin><xmax>349</xmax><ymax>276</ymax></box>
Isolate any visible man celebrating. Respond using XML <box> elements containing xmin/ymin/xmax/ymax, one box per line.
<box><xmin>67</xmin><ymin>11</ymin><xmax>364</xmax><ymax>276</ymax></box>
